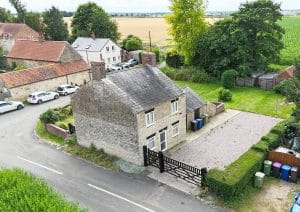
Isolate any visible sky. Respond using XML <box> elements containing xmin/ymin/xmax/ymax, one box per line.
<box><xmin>1</xmin><ymin>0</ymin><xmax>300</xmax><ymax>13</ymax></box>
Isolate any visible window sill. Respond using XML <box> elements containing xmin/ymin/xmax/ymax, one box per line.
<box><xmin>146</xmin><ymin>123</ymin><xmax>154</xmax><ymax>128</ymax></box>
<box><xmin>172</xmin><ymin>133</ymin><xmax>179</xmax><ymax>138</ymax></box>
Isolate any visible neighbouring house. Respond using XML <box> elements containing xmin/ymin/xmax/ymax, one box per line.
<box><xmin>0</xmin><ymin>23</ymin><xmax>39</xmax><ymax>54</ymax></box>
<box><xmin>72</xmin><ymin>37</ymin><xmax>122</xmax><ymax>68</ymax></box>
<box><xmin>0</xmin><ymin>60</ymin><xmax>90</xmax><ymax>100</ymax></box>
<box><xmin>258</xmin><ymin>73</ymin><xmax>279</xmax><ymax>90</ymax></box>
<box><xmin>0</xmin><ymin>80</ymin><xmax>11</xmax><ymax>100</ymax></box>
<box><xmin>277</xmin><ymin>65</ymin><xmax>295</xmax><ymax>83</ymax></box>
<box><xmin>184</xmin><ymin>86</ymin><xmax>207</xmax><ymax>130</ymax></box>
<box><xmin>72</xmin><ymin>63</ymin><xmax>187</xmax><ymax>165</ymax></box>
<box><xmin>6</xmin><ymin>40</ymin><xmax>82</xmax><ymax>68</ymax></box>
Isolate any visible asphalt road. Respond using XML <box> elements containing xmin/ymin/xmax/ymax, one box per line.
<box><xmin>0</xmin><ymin>96</ymin><xmax>222</xmax><ymax>212</ymax></box>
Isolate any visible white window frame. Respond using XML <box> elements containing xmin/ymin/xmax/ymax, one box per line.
<box><xmin>106</xmin><ymin>46</ymin><xmax>109</xmax><ymax>52</ymax></box>
<box><xmin>147</xmin><ymin>135</ymin><xmax>156</xmax><ymax>150</ymax></box>
<box><xmin>171</xmin><ymin>100</ymin><xmax>179</xmax><ymax>114</ymax></box>
<box><xmin>172</xmin><ymin>122</ymin><xmax>179</xmax><ymax>137</ymax></box>
<box><xmin>145</xmin><ymin>110</ymin><xmax>154</xmax><ymax>127</ymax></box>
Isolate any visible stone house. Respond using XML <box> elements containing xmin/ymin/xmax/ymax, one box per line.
<box><xmin>72</xmin><ymin>63</ymin><xmax>187</xmax><ymax>165</ymax></box>
<box><xmin>72</xmin><ymin>37</ymin><xmax>122</xmax><ymax>69</ymax></box>
<box><xmin>6</xmin><ymin>40</ymin><xmax>82</xmax><ymax>68</ymax></box>
<box><xmin>0</xmin><ymin>23</ymin><xmax>39</xmax><ymax>54</ymax></box>
<box><xmin>0</xmin><ymin>60</ymin><xmax>90</xmax><ymax>100</ymax></box>
<box><xmin>184</xmin><ymin>87</ymin><xmax>207</xmax><ymax>130</ymax></box>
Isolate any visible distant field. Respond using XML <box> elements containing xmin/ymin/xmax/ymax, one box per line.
<box><xmin>64</xmin><ymin>17</ymin><xmax>221</xmax><ymax>46</ymax></box>
<box><xmin>279</xmin><ymin>16</ymin><xmax>300</xmax><ymax>65</ymax></box>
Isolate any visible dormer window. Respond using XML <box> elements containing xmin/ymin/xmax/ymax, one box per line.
<box><xmin>85</xmin><ymin>45</ymin><xmax>91</xmax><ymax>49</ymax></box>
<box><xmin>74</xmin><ymin>44</ymin><xmax>79</xmax><ymax>48</ymax></box>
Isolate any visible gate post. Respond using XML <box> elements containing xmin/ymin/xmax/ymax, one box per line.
<box><xmin>158</xmin><ymin>151</ymin><xmax>164</xmax><ymax>173</ymax></box>
<box><xmin>143</xmin><ymin>146</ymin><xmax>148</xmax><ymax>167</ymax></box>
<box><xmin>200</xmin><ymin>168</ymin><xmax>207</xmax><ymax>188</ymax></box>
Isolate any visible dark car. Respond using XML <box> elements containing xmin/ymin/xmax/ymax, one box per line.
<box><xmin>290</xmin><ymin>193</ymin><xmax>300</xmax><ymax>212</ymax></box>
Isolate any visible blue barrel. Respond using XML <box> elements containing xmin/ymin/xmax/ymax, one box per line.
<box><xmin>196</xmin><ymin>119</ymin><xmax>203</xmax><ymax>129</ymax></box>
<box><xmin>281</xmin><ymin>165</ymin><xmax>291</xmax><ymax>181</ymax></box>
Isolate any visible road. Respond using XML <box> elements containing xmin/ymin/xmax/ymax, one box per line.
<box><xmin>0</xmin><ymin>97</ymin><xmax>222</xmax><ymax>212</ymax></box>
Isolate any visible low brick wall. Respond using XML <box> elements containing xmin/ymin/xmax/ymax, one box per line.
<box><xmin>45</xmin><ymin>124</ymin><xmax>69</xmax><ymax>140</ymax></box>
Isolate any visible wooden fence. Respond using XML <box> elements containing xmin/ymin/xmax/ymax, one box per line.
<box><xmin>267</xmin><ymin>151</ymin><xmax>300</xmax><ymax>167</ymax></box>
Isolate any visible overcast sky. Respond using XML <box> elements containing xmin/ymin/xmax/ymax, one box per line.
<box><xmin>1</xmin><ymin>0</ymin><xmax>300</xmax><ymax>13</ymax></box>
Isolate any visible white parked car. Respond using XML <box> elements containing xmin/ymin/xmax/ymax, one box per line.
<box><xmin>109</xmin><ymin>64</ymin><xmax>122</xmax><ymax>71</ymax></box>
<box><xmin>27</xmin><ymin>91</ymin><xmax>59</xmax><ymax>104</ymax></box>
<box><xmin>57</xmin><ymin>84</ymin><xmax>79</xmax><ymax>96</ymax></box>
<box><xmin>0</xmin><ymin>101</ymin><xmax>24</xmax><ymax>114</ymax></box>
<box><xmin>125</xmin><ymin>59</ymin><xmax>138</xmax><ymax>67</ymax></box>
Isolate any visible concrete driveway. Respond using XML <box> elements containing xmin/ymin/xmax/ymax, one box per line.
<box><xmin>171</xmin><ymin>110</ymin><xmax>282</xmax><ymax>170</ymax></box>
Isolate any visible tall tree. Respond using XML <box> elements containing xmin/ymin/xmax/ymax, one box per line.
<box><xmin>0</xmin><ymin>7</ymin><xmax>14</xmax><ymax>22</ymax></box>
<box><xmin>232</xmin><ymin>0</ymin><xmax>284</xmax><ymax>72</ymax></box>
<box><xmin>9</xmin><ymin>0</ymin><xmax>26</xmax><ymax>23</ymax></box>
<box><xmin>43</xmin><ymin>7</ymin><xmax>69</xmax><ymax>41</ymax></box>
<box><xmin>71</xmin><ymin>2</ymin><xmax>120</xmax><ymax>41</ymax></box>
<box><xmin>165</xmin><ymin>0</ymin><xmax>207</xmax><ymax>64</ymax></box>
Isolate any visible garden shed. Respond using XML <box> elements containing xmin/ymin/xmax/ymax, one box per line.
<box><xmin>183</xmin><ymin>86</ymin><xmax>207</xmax><ymax>130</ymax></box>
<box><xmin>236</xmin><ymin>73</ymin><xmax>263</xmax><ymax>87</ymax></box>
<box><xmin>258</xmin><ymin>73</ymin><xmax>279</xmax><ymax>90</ymax></box>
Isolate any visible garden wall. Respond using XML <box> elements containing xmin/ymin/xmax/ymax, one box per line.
<box><xmin>45</xmin><ymin>124</ymin><xmax>69</xmax><ymax>140</ymax></box>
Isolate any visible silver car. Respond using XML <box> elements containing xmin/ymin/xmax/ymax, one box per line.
<box><xmin>0</xmin><ymin>101</ymin><xmax>24</xmax><ymax>114</ymax></box>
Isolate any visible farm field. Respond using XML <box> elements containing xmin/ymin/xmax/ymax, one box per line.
<box><xmin>176</xmin><ymin>80</ymin><xmax>294</xmax><ymax>119</ymax></box>
<box><xmin>278</xmin><ymin>16</ymin><xmax>300</xmax><ymax>65</ymax></box>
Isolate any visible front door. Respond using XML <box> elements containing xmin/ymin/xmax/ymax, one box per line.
<box><xmin>160</xmin><ymin>129</ymin><xmax>167</xmax><ymax>151</ymax></box>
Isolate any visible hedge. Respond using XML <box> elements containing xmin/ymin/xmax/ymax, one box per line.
<box><xmin>206</xmin><ymin>121</ymin><xmax>284</xmax><ymax>200</ymax></box>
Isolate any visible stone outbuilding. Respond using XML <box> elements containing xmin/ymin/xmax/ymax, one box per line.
<box><xmin>0</xmin><ymin>60</ymin><xmax>90</xmax><ymax>100</ymax></box>
<box><xmin>7</xmin><ymin>40</ymin><xmax>82</xmax><ymax>68</ymax></box>
<box><xmin>0</xmin><ymin>23</ymin><xmax>39</xmax><ymax>54</ymax></box>
<box><xmin>72</xmin><ymin>64</ymin><xmax>188</xmax><ymax>165</ymax></box>
<box><xmin>183</xmin><ymin>86</ymin><xmax>207</xmax><ymax>130</ymax></box>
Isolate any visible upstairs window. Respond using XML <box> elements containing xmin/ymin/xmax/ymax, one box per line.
<box><xmin>145</xmin><ymin>109</ymin><xmax>154</xmax><ymax>127</ymax></box>
<box><xmin>106</xmin><ymin>46</ymin><xmax>109</xmax><ymax>52</ymax></box>
<box><xmin>171</xmin><ymin>99</ymin><xmax>179</xmax><ymax>114</ymax></box>
<box><xmin>112</xmin><ymin>46</ymin><xmax>115</xmax><ymax>51</ymax></box>
<box><xmin>113</xmin><ymin>57</ymin><xmax>116</xmax><ymax>61</ymax></box>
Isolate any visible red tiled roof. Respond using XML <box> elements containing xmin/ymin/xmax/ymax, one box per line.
<box><xmin>0</xmin><ymin>60</ymin><xmax>90</xmax><ymax>88</ymax></box>
<box><xmin>278</xmin><ymin>65</ymin><xmax>295</xmax><ymax>80</ymax></box>
<box><xmin>7</xmin><ymin>40</ymin><xmax>67</xmax><ymax>62</ymax></box>
<box><xmin>0</xmin><ymin>23</ymin><xmax>39</xmax><ymax>39</ymax></box>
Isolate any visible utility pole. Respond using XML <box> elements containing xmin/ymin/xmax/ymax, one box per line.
<box><xmin>148</xmin><ymin>31</ymin><xmax>152</xmax><ymax>52</ymax></box>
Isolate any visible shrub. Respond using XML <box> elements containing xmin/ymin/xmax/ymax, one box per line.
<box><xmin>39</xmin><ymin>109</ymin><xmax>60</xmax><ymax>124</ymax></box>
<box><xmin>151</xmin><ymin>47</ymin><xmax>160</xmax><ymax>63</ymax></box>
<box><xmin>56</xmin><ymin>122</ymin><xmax>68</xmax><ymax>130</ymax></box>
<box><xmin>274</xmin><ymin>79</ymin><xmax>294</xmax><ymax>95</ymax></box>
<box><xmin>207</xmin><ymin>149</ymin><xmax>265</xmax><ymax>201</ymax></box>
<box><xmin>221</xmin><ymin>69</ymin><xmax>237</xmax><ymax>89</ymax></box>
<box><xmin>218</xmin><ymin>88</ymin><xmax>232</xmax><ymax>102</ymax></box>
<box><xmin>191</xmin><ymin>70</ymin><xmax>210</xmax><ymax>83</ymax></box>
<box><xmin>166</xmin><ymin>51</ymin><xmax>184</xmax><ymax>68</ymax></box>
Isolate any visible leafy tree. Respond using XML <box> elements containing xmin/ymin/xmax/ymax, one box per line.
<box><xmin>0</xmin><ymin>7</ymin><xmax>14</xmax><ymax>22</ymax></box>
<box><xmin>43</xmin><ymin>7</ymin><xmax>69</xmax><ymax>41</ymax></box>
<box><xmin>0</xmin><ymin>46</ymin><xmax>5</xmax><ymax>69</ymax></box>
<box><xmin>9</xmin><ymin>0</ymin><xmax>26</xmax><ymax>23</ymax></box>
<box><xmin>125</xmin><ymin>37</ymin><xmax>143</xmax><ymax>51</ymax></box>
<box><xmin>221</xmin><ymin>70</ymin><xmax>238</xmax><ymax>89</ymax></box>
<box><xmin>71</xmin><ymin>2</ymin><xmax>120</xmax><ymax>41</ymax></box>
<box><xmin>165</xmin><ymin>0</ymin><xmax>207</xmax><ymax>64</ymax></box>
<box><xmin>166</xmin><ymin>50</ymin><xmax>184</xmax><ymax>68</ymax></box>
<box><xmin>122</xmin><ymin>35</ymin><xmax>143</xmax><ymax>49</ymax></box>
<box><xmin>151</xmin><ymin>47</ymin><xmax>160</xmax><ymax>63</ymax></box>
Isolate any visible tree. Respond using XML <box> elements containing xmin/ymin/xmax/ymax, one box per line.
<box><xmin>9</xmin><ymin>0</ymin><xmax>26</xmax><ymax>23</ymax></box>
<box><xmin>165</xmin><ymin>0</ymin><xmax>207</xmax><ymax>64</ymax></box>
<box><xmin>71</xmin><ymin>2</ymin><xmax>120</xmax><ymax>41</ymax></box>
<box><xmin>0</xmin><ymin>7</ymin><xmax>14</xmax><ymax>22</ymax></box>
<box><xmin>124</xmin><ymin>36</ymin><xmax>143</xmax><ymax>51</ymax></box>
<box><xmin>43</xmin><ymin>7</ymin><xmax>69</xmax><ymax>41</ymax></box>
<box><xmin>0</xmin><ymin>46</ymin><xmax>5</xmax><ymax>69</ymax></box>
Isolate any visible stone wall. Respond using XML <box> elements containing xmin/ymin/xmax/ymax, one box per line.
<box><xmin>137</xmin><ymin>94</ymin><xmax>186</xmax><ymax>153</ymax></box>
<box><xmin>9</xmin><ymin>71</ymin><xmax>90</xmax><ymax>100</ymax></box>
<box><xmin>60</xmin><ymin>43</ymin><xmax>82</xmax><ymax>63</ymax></box>
<box><xmin>72</xmin><ymin>81</ymin><xmax>141</xmax><ymax>165</ymax></box>
<box><xmin>7</xmin><ymin>58</ymin><xmax>52</xmax><ymax>68</ymax></box>
<box><xmin>45</xmin><ymin>124</ymin><xmax>69</xmax><ymax>139</ymax></box>
<box><xmin>141</xmin><ymin>52</ymin><xmax>156</xmax><ymax>66</ymax></box>
<box><xmin>0</xmin><ymin>39</ymin><xmax>14</xmax><ymax>54</ymax></box>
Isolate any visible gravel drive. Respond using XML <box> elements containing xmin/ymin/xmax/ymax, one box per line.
<box><xmin>171</xmin><ymin>112</ymin><xmax>282</xmax><ymax>170</ymax></box>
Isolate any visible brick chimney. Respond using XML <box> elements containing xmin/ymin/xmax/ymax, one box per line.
<box><xmin>91</xmin><ymin>62</ymin><xmax>106</xmax><ymax>81</ymax></box>
<box><xmin>91</xmin><ymin>32</ymin><xmax>96</xmax><ymax>40</ymax></box>
<box><xmin>141</xmin><ymin>52</ymin><xmax>156</xmax><ymax>67</ymax></box>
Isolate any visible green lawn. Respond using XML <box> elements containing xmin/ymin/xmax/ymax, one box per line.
<box><xmin>176</xmin><ymin>81</ymin><xmax>294</xmax><ymax>119</ymax></box>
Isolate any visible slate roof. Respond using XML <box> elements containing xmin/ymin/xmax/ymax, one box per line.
<box><xmin>99</xmin><ymin>65</ymin><xmax>184</xmax><ymax>112</ymax></box>
<box><xmin>7</xmin><ymin>40</ymin><xmax>67</xmax><ymax>62</ymax></box>
<box><xmin>183</xmin><ymin>86</ymin><xmax>206</xmax><ymax>113</ymax></box>
<box><xmin>0</xmin><ymin>60</ymin><xmax>89</xmax><ymax>88</ymax></box>
<box><xmin>72</xmin><ymin>37</ymin><xmax>110</xmax><ymax>52</ymax></box>
<box><xmin>0</xmin><ymin>23</ymin><xmax>39</xmax><ymax>39</ymax></box>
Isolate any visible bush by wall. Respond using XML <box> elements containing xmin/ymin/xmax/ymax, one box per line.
<box><xmin>166</xmin><ymin>51</ymin><xmax>184</xmax><ymax>68</ymax></box>
<box><xmin>206</xmin><ymin>121</ymin><xmax>284</xmax><ymax>201</ymax></box>
<box><xmin>39</xmin><ymin>109</ymin><xmax>60</xmax><ymax>124</ymax></box>
<box><xmin>221</xmin><ymin>69</ymin><xmax>237</xmax><ymax>89</ymax></box>
<box><xmin>151</xmin><ymin>47</ymin><xmax>160</xmax><ymax>63</ymax></box>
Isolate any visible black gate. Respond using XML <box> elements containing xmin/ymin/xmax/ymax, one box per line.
<box><xmin>143</xmin><ymin>146</ymin><xmax>207</xmax><ymax>186</ymax></box>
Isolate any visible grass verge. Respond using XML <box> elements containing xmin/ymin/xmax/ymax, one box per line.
<box><xmin>0</xmin><ymin>168</ymin><xmax>86</xmax><ymax>211</ymax></box>
<box><xmin>35</xmin><ymin>121</ymin><xmax>118</xmax><ymax>170</ymax></box>
<box><xmin>176</xmin><ymin>80</ymin><xmax>294</xmax><ymax>119</ymax></box>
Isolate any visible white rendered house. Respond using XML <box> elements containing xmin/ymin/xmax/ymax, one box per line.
<box><xmin>72</xmin><ymin>37</ymin><xmax>122</xmax><ymax>68</ymax></box>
